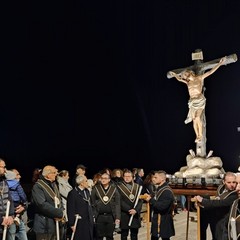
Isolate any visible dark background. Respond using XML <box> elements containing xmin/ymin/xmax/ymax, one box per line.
<box><xmin>2</xmin><ymin>0</ymin><xmax>240</xmax><ymax>183</ymax></box>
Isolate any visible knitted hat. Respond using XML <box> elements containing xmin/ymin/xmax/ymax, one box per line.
<box><xmin>5</xmin><ymin>170</ymin><xmax>16</xmax><ymax>180</ymax></box>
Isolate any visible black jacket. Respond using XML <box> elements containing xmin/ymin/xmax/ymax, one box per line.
<box><xmin>149</xmin><ymin>182</ymin><xmax>175</xmax><ymax>238</ymax></box>
<box><xmin>201</xmin><ymin>185</ymin><xmax>238</xmax><ymax>240</ymax></box>
<box><xmin>31</xmin><ymin>176</ymin><xmax>64</xmax><ymax>234</ymax></box>
<box><xmin>67</xmin><ymin>187</ymin><xmax>94</xmax><ymax>240</ymax></box>
<box><xmin>91</xmin><ymin>183</ymin><xmax>121</xmax><ymax>221</ymax></box>
<box><xmin>117</xmin><ymin>182</ymin><xmax>143</xmax><ymax>229</ymax></box>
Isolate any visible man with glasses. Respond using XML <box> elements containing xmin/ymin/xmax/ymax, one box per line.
<box><xmin>0</xmin><ymin>158</ymin><xmax>14</xmax><ymax>239</ymax></box>
<box><xmin>31</xmin><ymin>165</ymin><xmax>64</xmax><ymax>240</ymax></box>
<box><xmin>91</xmin><ymin>172</ymin><xmax>121</xmax><ymax>240</ymax></box>
<box><xmin>117</xmin><ymin>169</ymin><xmax>143</xmax><ymax>240</ymax></box>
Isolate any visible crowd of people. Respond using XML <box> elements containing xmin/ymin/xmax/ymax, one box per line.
<box><xmin>0</xmin><ymin>158</ymin><xmax>240</xmax><ymax>240</ymax></box>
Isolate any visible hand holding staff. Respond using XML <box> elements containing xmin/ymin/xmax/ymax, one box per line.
<box><xmin>128</xmin><ymin>186</ymin><xmax>143</xmax><ymax>226</ymax></box>
<box><xmin>71</xmin><ymin>214</ymin><xmax>82</xmax><ymax>240</ymax></box>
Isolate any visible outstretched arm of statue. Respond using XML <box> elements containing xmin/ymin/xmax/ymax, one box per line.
<box><xmin>202</xmin><ymin>56</ymin><xmax>227</xmax><ymax>79</ymax></box>
<box><xmin>169</xmin><ymin>71</ymin><xmax>187</xmax><ymax>84</ymax></box>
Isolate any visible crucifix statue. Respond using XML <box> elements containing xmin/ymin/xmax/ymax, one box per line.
<box><xmin>167</xmin><ymin>49</ymin><xmax>237</xmax><ymax>157</ymax></box>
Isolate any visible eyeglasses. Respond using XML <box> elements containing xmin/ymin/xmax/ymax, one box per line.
<box><xmin>0</xmin><ymin>166</ymin><xmax>6</xmax><ymax>169</ymax></box>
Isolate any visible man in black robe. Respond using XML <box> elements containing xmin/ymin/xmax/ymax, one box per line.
<box><xmin>67</xmin><ymin>175</ymin><xmax>94</xmax><ymax>240</ymax></box>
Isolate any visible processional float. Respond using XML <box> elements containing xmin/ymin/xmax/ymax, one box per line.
<box><xmin>166</xmin><ymin>49</ymin><xmax>238</xmax><ymax>240</ymax></box>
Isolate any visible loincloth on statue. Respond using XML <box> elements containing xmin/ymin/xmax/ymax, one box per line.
<box><xmin>184</xmin><ymin>95</ymin><xmax>206</xmax><ymax>124</ymax></box>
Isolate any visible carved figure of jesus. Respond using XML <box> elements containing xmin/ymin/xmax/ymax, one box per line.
<box><xmin>169</xmin><ymin>56</ymin><xmax>226</xmax><ymax>143</ymax></box>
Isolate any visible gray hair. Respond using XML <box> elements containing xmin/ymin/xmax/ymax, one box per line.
<box><xmin>42</xmin><ymin>165</ymin><xmax>55</xmax><ymax>177</ymax></box>
<box><xmin>76</xmin><ymin>175</ymin><xmax>86</xmax><ymax>185</ymax></box>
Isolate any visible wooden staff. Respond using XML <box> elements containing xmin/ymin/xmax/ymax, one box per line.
<box><xmin>157</xmin><ymin>214</ymin><xmax>161</xmax><ymax>238</ymax></box>
<box><xmin>146</xmin><ymin>202</ymin><xmax>150</xmax><ymax>240</ymax></box>
<box><xmin>186</xmin><ymin>196</ymin><xmax>190</xmax><ymax>240</ymax></box>
<box><xmin>139</xmin><ymin>194</ymin><xmax>150</xmax><ymax>240</ymax></box>
<box><xmin>191</xmin><ymin>197</ymin><xmax>200</xmax><ymax>240</ymax></box>
<box><xmin>196</xmin><ymin>203</ymin><xmax>200</xmax><ymax>240</ymax></box>
<box><xmin>2</xmin><ymin>200</ymin><xmax>10</xmax><ymax>240</ymax></box>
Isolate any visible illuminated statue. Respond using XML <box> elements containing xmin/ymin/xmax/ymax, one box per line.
<box><xmin>169</xmin><ymin>57</ymin><xmax>226</xmax><ymax>143</ymax></box>
<box><xmin>167</xmin><ymin>49</ymin><xmax>237</xmax><ymax>157</ymax></box>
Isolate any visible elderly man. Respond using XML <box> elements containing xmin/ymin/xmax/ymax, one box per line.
<box><xmin>0</xmin><ymin>158</ymin><xmax>14</xmax><ymax>239</ymax></box>
<box><xmin>67</xmin><ymin>175</ymin><xmax>94</xmax><ymax>240</ymax></box>
<box><xmin>31</xmin><ymin>165</ymin><xmax>64</xmax><ymax>240</ymax></box>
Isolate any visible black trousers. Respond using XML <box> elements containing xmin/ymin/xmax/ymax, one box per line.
<box><xmin>96</xmin><ymin>214</ymin><xmax>115</xmax><ymax>240</ymax></box>
<box><xmin>200</xmin><ymin>209</ymin><xmax>216</xmax><ymax>240</ymax></box>
<box><xmin>121</xmin><ymin>228</ymin><xmax>139</xmax><ymax>240</ymax></box>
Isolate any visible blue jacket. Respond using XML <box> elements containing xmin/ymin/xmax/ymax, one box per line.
<box><xmin>7</xmin><ymin>179</ymin><xmax>27</xmax><ymax>207</ymax></box>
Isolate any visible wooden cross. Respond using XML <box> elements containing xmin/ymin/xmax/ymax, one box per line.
<box><xmin>167</xmin><ymin>49</ymin><xmax>237</xmax><ymax>157</ymax></box>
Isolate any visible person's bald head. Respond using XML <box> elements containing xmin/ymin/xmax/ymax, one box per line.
<box><xmin>42</xmin><ymin>165</ymin><xmax>58</xmax><ymax>182</ymax></box>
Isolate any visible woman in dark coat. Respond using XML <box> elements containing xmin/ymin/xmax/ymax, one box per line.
<box><xmin>67</xmin><ymin>175</ymin><xmax>94</xmax><ymax>240</ymax></box>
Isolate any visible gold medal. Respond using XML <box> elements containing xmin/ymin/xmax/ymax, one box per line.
<box><xmin>129</xmin><ymin>194</ymin><xmax>134</xmax><ymax>200</ymax></box>
<box><xmin>103</xmin><ymin>196</ymin><xmax>109</xmax><ymax>202</ymax></box>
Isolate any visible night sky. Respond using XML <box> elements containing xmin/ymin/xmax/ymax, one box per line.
<box><xmin>2</xmin><ymin>0</ymin><xmax>240</xmax><ymax>183</ymax></box>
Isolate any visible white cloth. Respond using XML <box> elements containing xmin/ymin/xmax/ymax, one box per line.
<box><xmin>185</xmin><ymin>95</ymin><xmax>206</xmax><ymax>124</ymax></box>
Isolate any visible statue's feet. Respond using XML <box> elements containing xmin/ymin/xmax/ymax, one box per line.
<box><xmin>195</xmin><ymin>136</ymin><xmax>202</xmax><ymax>143</ymax></box>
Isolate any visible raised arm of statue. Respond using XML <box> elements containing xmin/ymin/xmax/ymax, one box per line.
<box><xmin>201</xmin><ymin>56</ymin><xmax>227</xmax><ymax>79</ymax></box>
